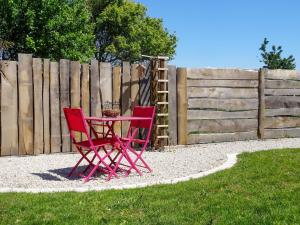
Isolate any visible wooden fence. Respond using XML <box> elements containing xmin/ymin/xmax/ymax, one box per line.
<box><xmin>0</xmin><ymin>53</ymin><xmax>179</xmax><ymax>157</ymax></box>
<box><xmin>177</xmin><ymin>68</ymin><xmax>300</xmax><ymax>145</ymax></box>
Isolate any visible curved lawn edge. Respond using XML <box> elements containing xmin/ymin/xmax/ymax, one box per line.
<box><xmin>0</xmin><ymin>153</ymin><xmax>238</xmax><ymax>193</ymax></box>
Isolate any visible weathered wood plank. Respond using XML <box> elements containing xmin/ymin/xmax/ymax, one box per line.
<box><xmin>187</xmin><ymin>79</ymin><xmax>258</xmax><ymax>88</ymax></box>
<box><xmin>139</xmin><ymin>62</ymin><xmax>151</xmax><ymax>106</ymax></box>
<box><xmin>258</xmin><ymin>69</ymin><xmax>266</xmax><ymax>139</ymax></box>
<box><xmin>265</xmin><ymin>89</ymin><xmax>300</xmax><ymax>96</ymax></box>
<box><xmin>43</xmin><ymin>59</ymin><xmax>50</xmax><ymax>154</ymax></box>
<box><xmin>122</xmin><ymin>62</ymin><xmax>131</xmax><ymax>136</ymax></box>
<box><xmin>168</xmin><ymin>65</ymin><xmax>177</xmax><ymax>145</ymax></box>
<box><xmin>60</xmin><ymin>59</ymin><xmax>70</xmax><ymax>152</ymax></box>
<box><xmin>265</xmin><ymin>96</ymin><xmax>300</xmax><ymax>109</ymax></box>
<box><xmin>18</xmin><ymin>54</ymin><xmax>34</xmax><ymax>155</ymax></box>
<box><xmin>90</xmin><ymin>59</ymin><xmax>102</xmax><ymax>117</ymax></box>
<box><xmin>113</xmin><ymin>66</ymin><xmax>121</xmax><ymax>135</ymax></box>
<box><xmin>266</xmin><ymin>108</ymin><xmax>300</xmax><ymax>117</ymax></box>
<box><xmin>1</xmin><ymin>61</ymin><xmax>18</xmax><ymax>156</ymax></box>
<box><xmin>70</xmin><ymin>61</ymin><xmax>81</xmax><ymax>144</ymax></box>
<box><xmin>264</xmin><ymin>128</ymin><xmax>300</xmax><ymax>139</ymax></box>
<box><xmin>188</xmin><ymin>87</ymin><xmax>258</xmax><ymax>99</ymax></box>
<box><xmin>100</xmin><ymin>62</ymin><xmax>112</xmax><ymax>106</ymax></box>
<box><xmin>33</xmin><ymin>58</ymin><xmax>43</xmax><ymax>155</ymax></box>
<box><xmin>50</xmin><ymin>62</ymin><xmax>61</xmax><ymax>153</ymax></box>
<box><xmin>188</xmin><ymin>110</ymin><xmax>258</xmax><ymax>120</ymax></box>
<box><xmin>188</xmin><ymin>131</ymin><xmax>257</xmax><ymax>144</ymax></box>
<box><xmin>265</xmin><ymin>79</ymin><xmax>300</xmax><ymax>89</ymax></box>
<box><xmin>188</xmin><ymin>98</ymin><xmax>259</xmax><ymax>111</ymax></box>
<box><xmin>131</xmin><ymin>64</ymin><xmax>139</xmax><ymax>108</ymax></box>
<box><xmin>187</xmin><ymin>68</ymin><xmax>258</xmax><ymax>80</ymax></box>
<box><xmin>188</xmin><ymin>119</ymin><xmax>257</xmax><ymax>133</ymax></box>
<box><xmin>81</xmin><ymin>63</ymin><xmax>90</xmax><ymax>116</ymax></box>
<box><xmin>177</xmin><ymin>68</ymin><xmax>188</xmax><ymax>145</ymax></box>
<box><xmin>265</xmin><ymin>69</ymin><xmax>300</xmax><ymax>81</ymax></box>
<box><xmin>265</xmin><ymin>117</ymin><xmax>300</xmax><ymax>129</ymax></box>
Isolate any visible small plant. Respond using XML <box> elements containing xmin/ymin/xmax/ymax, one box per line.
<box><xmin>259</xmin><ymin>38</ymin><xmax>296</xmax><ymax>69</ymax></box>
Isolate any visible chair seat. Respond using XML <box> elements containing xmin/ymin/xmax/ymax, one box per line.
<box><xmin>120</xmin><ymin>137</ymin><xmax>146</xmax><ymax>144</ymax></box>
<box><xmin>74</xmin><ymin>138</ymin><xmax>113</xmax><ymax>148</ymax></box>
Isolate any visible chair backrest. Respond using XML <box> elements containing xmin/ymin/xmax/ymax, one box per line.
<box><xmin>63</xmin><ymin>108</ymin><xmax>90</xmax><ymax>142</ymax></box>
<box><xmin>130</xmin><ymin>106</ymin><xmax>156</xmax><ymax>129</ymax></box>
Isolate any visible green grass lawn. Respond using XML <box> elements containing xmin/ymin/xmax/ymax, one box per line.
<box><xmin>0</xmin><ymin>149</ymin><xmax>299</xmax><ymax>225</ymax></box>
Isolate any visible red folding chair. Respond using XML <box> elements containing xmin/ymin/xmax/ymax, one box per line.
<box><xmin>63</xmin><ymin>108</ymin><xmax>119</xmax><ymax>182</ymax></box>
<box><xmin>117</xmin><ymin>106</ymin><xmax>156</xmax><ymax>176</ymax></box>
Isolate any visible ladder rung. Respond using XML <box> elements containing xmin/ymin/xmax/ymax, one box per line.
<box><xmin>157</xmin><ymin>136</ymin><xmax>169</xmax><ymax>139</ymax></box>
<box><xmin>157</xmin><ymin>91</ymin><xmax>169</xmax><ymax>94</ymax></box>
<box><xmin>157</xmin><ymin>102</ymin><xmax>168</xmax><ymax>105</ymax></box>
<box><xmin>157</xmin><ymin>113</ymin><xmax>168</xmax><ymax>117</ymax></box>
<box><xmin>158</xmin><ymin>80</ymin><xmax>168</xmax><ymax>83</ymax></box>
<box><xmin>157</xmin><ymin>68</ymin><xmax>168</xmax><ymax>71</ymax></box>
<box><xmin>157</xmin><ymin>125</ymin><xmax>168</xmax><ymax>128</ymax></box>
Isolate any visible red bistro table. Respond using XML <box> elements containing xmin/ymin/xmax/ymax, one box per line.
<box><xmin>85</xmin><ymin>116</ymin><xmax>152</xmax><ymax>180</ymax></box>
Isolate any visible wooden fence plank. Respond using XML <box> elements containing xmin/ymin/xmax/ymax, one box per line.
<box><xmin>258</xmin><ymin>69</ymin><xmax>266</xmax><ymax>139</ymax></box>
<box><xmin>188</xmin><ymin>98</ymin><xmax>259</xmax><ymax>111</ymax></box>
<box><xmin>265</xmin><ymin>96</ymin><xmax>300</xmax><ymax>109</ymax></box>
<box><xmin>168</xmin><ymin>65</ymin><xmax>177</xmax><ymax>145</ymax></box>
<box><xmin>188</xmin><ymin>119</ymin><xmax>258</xmax><ymax>133</ymax></box>
<box><xmin>33</xmin><ymin>58</ymin><xmax>43</xmax><ymax>155</ymax></box>
<box><xmin>187</xmin><ymin>79</ymin><xmax>259</xmax><ymax>88</ymax></box>
<box><xmin>131</xmin><ymin>64</ymin><xmax>139</xmax><ymax>108</ymax></box>
<box><xmin>265</xmin><ymin>70</ymin><xmax>300</xmax><ymax>81</ymax></box>
<box><xmin>100</xmin><ymin>62</ymin><xmax>112</xmax><ymax>106</ymax></box>
<box><xmin>264</xmin><ymin>128</ymin><xmax>300</xmax><ymax>139</ymax></box>
<box><xmin>266</xmin><ymin>108</ymin><xmax>300</xmax><ymax>117</ymax></box>
<box><xmin>188</xmin><ymin>110</ymin><xmax>258</xmax><ymax>120</ymax></box>
<box><xmin>188</xmin><ymin>131</ymin><xmax>257</xmax><ymax>144</ymax></box>
<box><xmin>139</xmin><ymin>62</ymin><xmax>151</xmax><ymax>106</ymax></box>
<box><xmin>50</xmin><ymin>62</ymin><xmax>61</xmax><ymax>153</ymax></box>
<box><xmin>18</xmin><ymin>54</ymin><xmax>34</xmax><ymax>155</ymax></box>
<box><xmin>90</xmin><ymin>59</ymin><xmax>102</xmax><ymax>117</ymax></box>
<box><xmin>43</xmin><ymin>59</ymin><xmax>50</xmax><ymax>154</ymax></box>
<box><xmin>122</xmin><ymin>62</ymin><xmax>131</xmax><ymax>136</ymax></box>
<box><xmin>81</xmin><ymin>63</ymin><xmax>90</xmax><ymax>116</ymax></box>
<box><xmin>188</xmin><ymin>87</ymin><xmax>258</xmax><ymax>99</ymax></box>
<box><xmin>60</xmin><ymin>59</ymin><xmax>70</xmax><ymax>152</ymax></box>
<box><xmin>177</xmin><ymin>68</ymin><xmax>188</xmax><ymax>145</ymax></box>
<box><xmin>265</xmin><ymin>117</ymin><xmax>300</xmax><ymax>129</ymax></box>
<box><xmin>266</xmin><ymin>79</ymin><xmax>300</xmax><ymax>89</ymax></box>
<box><xmin>187</xmin><ymin>68</ymin><xmax>258</xmax><ymax>80</ymax></box>
<box><xmin>1</xmin><ymin>61</ymin><xmax>18</xmax><ymax>156</ymax></box>
<box><xmin>265</xmin><ymin>89</ymin><xmax>300</xmax><ymax>96</ymax></box>
<box><xmin>113</xmin><ymin>66</ymin><xmax>121</xmax><ymax>135</ymax></box>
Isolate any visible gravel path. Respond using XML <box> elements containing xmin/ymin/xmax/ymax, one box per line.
<box><xmin>0</xmin><ymin>138</ymin><xmax>300</xmax><ymax>193</ymax></box>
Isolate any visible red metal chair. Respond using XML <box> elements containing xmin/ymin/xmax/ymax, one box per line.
<box><xmin>63</xmin><ymin>108</ymin><xmax>119</xmax><ymax>182</ymax></box>
<box><xmin>118</xmin><ymin>106</ymin><xmax>156</xmax><ymax>176</ymax></box>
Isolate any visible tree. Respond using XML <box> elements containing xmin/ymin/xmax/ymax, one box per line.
<box><xmin>91</xmin><ymin>0</ymin><xmax>177</xmax><ymax>63</ymax></box>
<box><xmin>0</xmin><ymin>0</ymin><xmax>95</xmax><ymax>62</ymax></box>
<box><xmin>259</xmin><ymin>38</ymin><xmax>296</xmax><ymax>70</ymax></box>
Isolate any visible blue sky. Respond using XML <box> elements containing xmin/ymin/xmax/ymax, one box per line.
<box><xmin>137</xmin><ymin>0</ymin><xmax>300</xmax><ymax>69</ymax></box>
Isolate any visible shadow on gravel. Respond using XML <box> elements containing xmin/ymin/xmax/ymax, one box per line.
<box><xmin>31</xmin><ymin>173</ymin><xmax>62</xmax><ymax>181</ymax></box>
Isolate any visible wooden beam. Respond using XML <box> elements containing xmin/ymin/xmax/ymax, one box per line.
<box><xmin>177</xmin><ymin>67</ymin><xmax>187</xmax><ymax>145</ymax></box>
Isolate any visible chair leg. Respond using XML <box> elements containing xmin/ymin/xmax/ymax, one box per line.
<box><xmin>68</xmin><ymin>149</ymin><xmax>92</xmax><ymax>177</ymax></box>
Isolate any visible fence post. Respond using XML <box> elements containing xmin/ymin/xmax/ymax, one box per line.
<box><xmin>168</xmin><ymin>65</ymin><xmax>177</xmax><ymax>145</ymax></box>
<box><xmin>258</xmin><ymin>68</ymin><xmax>266</xmax><ymax>139</ymax></box>
<box><xmin>177</xmin><ymin>67</ymin><xmax>188</xmax><ymax>145</ymax></box>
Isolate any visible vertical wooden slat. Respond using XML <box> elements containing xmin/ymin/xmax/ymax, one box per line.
<box><xmin>43</xmin><ymin>59</ymin><xmax>50</xmax><ymax>154</ymax></box>
<box><xmin>100</xmin><ymin>62</ymin><xmax>112</xmax><ymax>106</ymax></box>
<box><xmin>60</xmin><ymin>59</ymin><xmax>70</xmax><ymax>152</ymax></box>
<box><xmin>177</xmin><ymin>67</ymin><xmax>188</xmax><ymax>145</ymax></box>
<box><xmin>113</xmin><ymin>66</ymin><xmax>122</xmax><ymax>135</ymax></box>
<box><xmin>139</xmin><ymin>62</ymin><xmax>151</xmax><ymax>106</ymax></box>
<box><xmin>131</xmin><ymin>64</ymin><xmax>139</xmax><ymax>108</ymax></box>
<box><xmin>81</xmin><ymin>63</ymin><xmax>90</xmax><ymax>116</ymax></box>
<box><xmin>50</xmin><ymin>62</ymin><xmax>61</xmax><ymax>153</ymax></box>
<box><xmin>33</xmin><ymin>58</ymin><xmax>43</xmax><ymax>155</ymax></box>
<box><xmin>122</xmin><ymin>62</ymin><xmax>131</xmax><ymax>136</ymax></box>
<box><xmin>18</xmin><ymin>54</ymin><xmax>34</xmax><ymax>155</ymax></box>
<box><xmin>90</xmin><ymin>59</ymin><xmax>102</xmax><ymax>117</ymax></box>
<box><xmin>168</xmin><ymin>65</ymin><xmax>177</xmax><ymax>145</ymax></box>
<box><xmin>70</xmin><ymin>61</ymin><xmax>81</xmax><ymax>143</ymax></box>
<box><xmin>1</xmin><ymin>61</ymin><xmax>18</xmax><ymax>156</ymax></box>
<box><xmin>258</xmin><ymin>68</ymin><xmax>266</xmax><ymax>139</ymax></box>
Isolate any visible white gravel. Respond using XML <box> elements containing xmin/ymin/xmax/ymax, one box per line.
<box><xmin>0</xmin><ymin>138</ymin><xmax>300</xmax><ymax>193</ymax></box>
